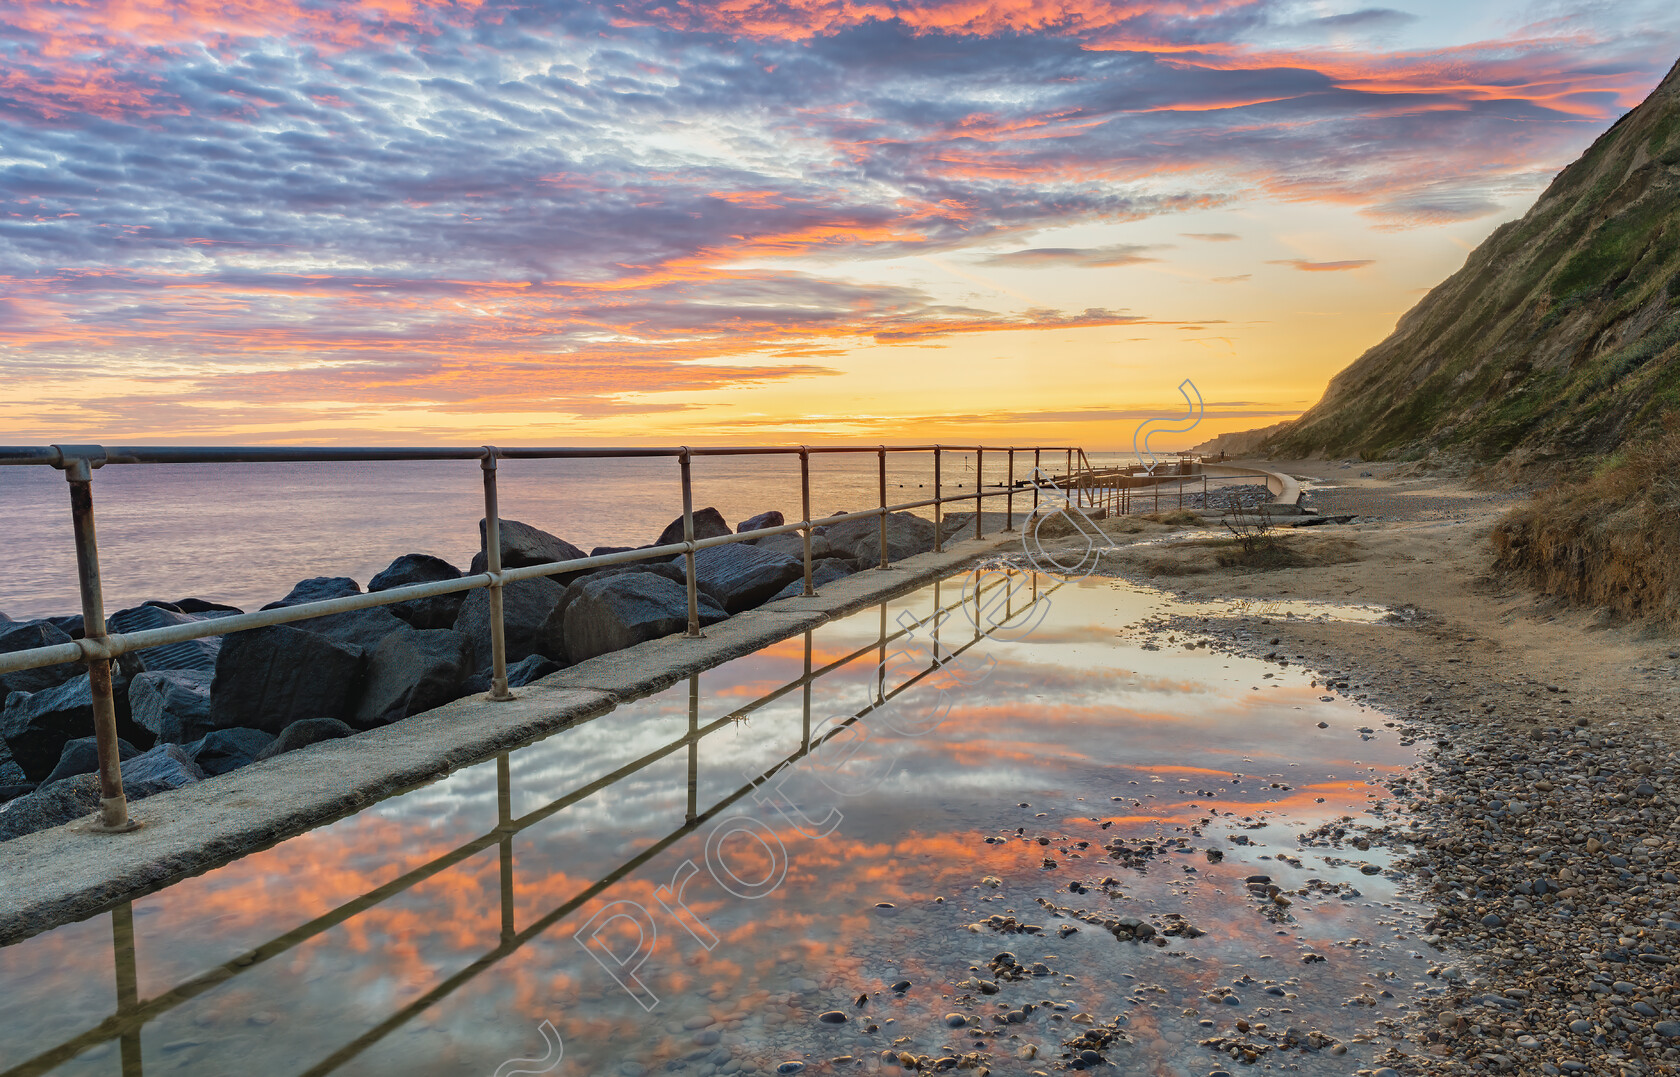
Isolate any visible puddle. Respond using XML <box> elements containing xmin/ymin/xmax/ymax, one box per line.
<box><xmin>0</xmin><ymin>571</ymin><xmax>1432</xmax><ymax>1077</ymax></box>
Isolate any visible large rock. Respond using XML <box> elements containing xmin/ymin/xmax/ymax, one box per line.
<box><xmin>563</xmin><ymin>573</ymin><xmax>727</xmax><ymax>663</ymax></box>
<box><xmin>129</xmin><ymin>669</ymin><xmax>215</xmax><ymax>744</ymax></box>
<box><xmin>107</xmin><ymin>604</ymin><xmax>221</xmax><ymax>676</ymax></box>
<box><xmin>254</xmin><ymin>717</ymin><xmax>355</xmax><ymax>761</ymax></box>
<box><xmin>185</xmin><ymin>727</ymin><xmax>274</xmax><ymax>776</ymax></box>
<box><xmin>0</xmin><ymin>737</ymin><xmax>25</xmax><ymax>786</ymax></box>
<box><xmin>261</xmin><ymin>577</ymin><xmax>412</xmax><ymax>651</ymax></box>
<box><xmin>368</xmin><ymin>554</ymin><xmax>466</xmax><ymax>629</ymax></box>
<box><xmin>472</xmin><ymin>518</ymin><xmax>588</xmax><ymax>578</ymax></box>
<box><xmin>681</xmin><ymin>544</ymin><xmax>804</xmax><ymax>613</ymax></box>
<box><xmin>655</xmin><ymin>507</ymin><xmax>731</xmax><ymax>547</ymax></box>
<box><xmin>452</xmin><ymin>576</ymin><xmax>566</xmax><ymax>669</ymax></box>
<box><xmin>737</xmin><ymin>510</ymin><xmax>785</xmax><ymax>534</ymax></box>
<box><xmin>0</xmin><ymin>620</ymin><xmax>82</xmax><ymax>698</ymax></box>
<box><xmin>208</xmin><ymin>624</ymin><xmax>364</xmax><ymax>734</ymax></box>
<box><xmin>2</xmin><ymin>676</ymin><xmax>107</xmax><ymax>782</ymax></box>
<box><xmin>120</xmin><ymin>742</ymin><xmax>205</xmax><ymax>788</ymax></box>
<box><xmin>819</xmin><ymin>511</ymin><xmax>937</xmax><ymax>563</ymax></box>
<box><xmin>753</xmin><ymin>531</ymin><xmax>839</xmax><ymax>562</ymax></box>
<box><xmin>171</xmin><ymin>598</ymin><xmax>243</xmax><ymax>615</ymax></box>
<box><xmin>459</xmin><ymin>653</ymin><xmax>562</xmax><ymax>696</ymax></box>
<box><xmin>352</xmin><ymin>629</ymin><xmax>473</xmax><ymax>728</ymax></box>
<box><xmin>769</xmin><ymin>557</ymin><xmax>858</xmax><ymax>601</ymax></box>
<box><xmin>46</xmin><ymin>615</ymin><xmax>84</xmax><ymax>639</ymax></box>
<box><xmin>42</xmin><ymin>735</ymin><xmax>140</xmax><ymax>785</ymax></box>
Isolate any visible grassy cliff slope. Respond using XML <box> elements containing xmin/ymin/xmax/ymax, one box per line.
<box><xmin>1269</xmin><ymin>58</ymin><xmax>1680</xmax><ymax>470</ymax></box>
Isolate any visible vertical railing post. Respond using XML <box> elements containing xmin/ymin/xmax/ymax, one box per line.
<box><xmin>55</xmin><ymin>447</ymin><xmax>133</xmax><ymax>832</ymax></box>
<box><xmin>974</xmin><ymin>447</ymin><xmax>984</xmax><ymax>539</ymax></box>
<box><xmin>1065</xmin><ymin>448</ymin><xmax>1072</xmax><ymax>488</ymax></box>
<box><xmin>933</xmin><ymin>446</ymin><xmax>943</xmax><ymax>553</ymax></box>
<box><xmin>680</xmin><ymin>449</ymin><xmax>702</xmax><ymax>637</ymax></box>
<box><xmin>480</xmin><ymin>449</ymin><xmax>514</xmax><ymax>701</ymax></box>
<box><xmin>800</xmin><ymin>447</ymin><xmax>815</xmax><ymax>597</ymax></box>
<box><xmin>1006</xmin><ymin>448</ymin><xmax>1015</xmax><ymax>530</ymax></box>
<box><xmin>1033</xmin><ymin>448</ymin><xmax>1040</xmax><ymax>516</ymax></box>
<box><xmin>877</xmin><ymin>446</ymin><xmax>889</xmax><ymax>570</ymax></box>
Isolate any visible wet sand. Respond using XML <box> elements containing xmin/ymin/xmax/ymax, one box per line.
<box><xmin>1069</xmin><ymin>459</ymin><xmax>1680</xmax><ymax>1076</ymax></box>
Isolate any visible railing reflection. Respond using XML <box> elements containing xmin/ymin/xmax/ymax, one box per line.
<box><xmin>3</xmin><ymin>570</ymin><xmax>1046</xmax><ymax>1077</ymax></box>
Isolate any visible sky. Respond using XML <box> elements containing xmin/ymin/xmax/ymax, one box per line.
<box><xmin>2</xmin><ymin>0</ymin><xmax>1678</xmax><ymax>449</ymax></box>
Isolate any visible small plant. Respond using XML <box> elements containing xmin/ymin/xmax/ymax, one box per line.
<box><xmin>1221</xmin><ymin>495</ymin><xmax>1275</xmax><ymax>554</ymax></box>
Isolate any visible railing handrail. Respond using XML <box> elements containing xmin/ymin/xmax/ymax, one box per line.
<box><xmin>0</xmin><ymin>443</ymin><xmax>1080</xmax><ymax>467</ymax></box>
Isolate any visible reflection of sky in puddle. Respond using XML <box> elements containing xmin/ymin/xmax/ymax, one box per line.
<box><xmin>0</xmin><ymin>575</ymin><xmax>1428</xmax><ymax>1077</ymax></box>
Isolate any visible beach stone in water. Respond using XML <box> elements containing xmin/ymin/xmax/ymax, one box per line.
<box><xmin>817</xmin><ymin>1011</ymin><xmax>847</xmax><ymax>1024</ymax></box>
<box><xmin>369</xmin><ymin>554</ymin><xmax>466</xmax><ymax>630</ymax></box>
<box><xmin>209</xmin><ymin>624</ymin><xmax>364</xmax><ymax>734</ymax></box>
<box><xmin>655</xmin><ymin>507</ymin><xmax>731</xmax><ymax>547</ymax></box>
<box><xmin>453</xmin><ymin>577</ymin><xmax>566</xmax><ymax>669</ymax></box>
<box><xmin>681</xmin><ymin>544</ymin><xmax>804</xmax><ymax>613</ymax></box>
<box><xmin>254</xmin><ymin>718</ymin><xmax>355</xmax><ymax>761</ymax></box>
<box><xmin>185</xmin><ymin>727</ymin><xmax>274</xmax><ymax>776</ymax></box>
<box><xmin>42</xmin><ymin>735</ymin><xmax>140</xmax><ymax>785</ymax></box>
<box><xmin>351</xmin><ymin>628</ymin><xmax>472</xmax><ymax>728</ymax></box>
<box><xmin>129</xmin><ymin>669</ymin><xmax>215</xmax><ymax>744</ymax></box>
<box><xmin>775</xmin><ymin>1064</ymin><xmax>806</xmax><ymax>1075</ymax></box>
<box><xmin>0</xmin><ymin>620</ymin><xmax>81</xmax><ymax>698</ymax></box>
<box><xmin>563</xmin><ymin>573</ymin><xmax>727</xmax><ymax>663</ymax></box>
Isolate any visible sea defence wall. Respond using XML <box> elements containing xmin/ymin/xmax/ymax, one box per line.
<box><xmin>1198</xmin><ymin>463</ymin><xmax>1305</xmax><ymax>514</ymax></box>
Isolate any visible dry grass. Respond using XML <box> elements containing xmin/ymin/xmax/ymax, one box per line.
<box><xmin>1492</xmin><ymin>421</ymin><xmax>1680</xmax><ymax>626</ymax></box>
<box><xmin>1123</xmin><ymin>534</ymin><xmax>1363</xmax><ymax>576</ymax></box>
<box><xmin>1141</xmin><ymin>509</ymin><xmax>1204</xmax><ymax>526</ymax></box>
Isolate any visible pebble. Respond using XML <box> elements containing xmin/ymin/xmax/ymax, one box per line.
<box><xmin>816</xmin><ymin>1011</ymin><xmax>846</xmax><ymax>1025</ymax></box>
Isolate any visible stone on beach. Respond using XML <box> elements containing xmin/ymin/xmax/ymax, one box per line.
<box><xmin>819</xmin><ymin>511</ymin><xmax>937</xmax><ymax>564</ymax></box>
<box><xmin>681</xmin><ymin>543</ymin><xmax>804</xmax><ymax>613</ymax></box>
<box><xmin>452</xmin><ymin>576</ymin><xmax>567</xmax><ymax>669</ymax></box>
<box><xmin>352</xmin><ymin>628</ymin><xmax>473</xmax><ymax>728</ymax></box>
<box><xmin>737</xmin><ymin>510</ymin><xmax>784</xmax><ymax>533</ymax></box>
<box><xmin>472</xmin><ymin>518</ymin><xmax>589</xmax><ymax>581</ymax></box>
<box><xmin>563</xmin><ymin>572</ymin><xmax>727</xmax><ymax>663</ymax></box>
<box><xmin>107</xmin><ymin>604</ymin><xmax>223</xmax><ymax>676</ymax></box>
<box><xmin>254</xmin><ymin>717</ymin><xmax>356</xmax><ymax>760</ymax></box>
<box><xmin>129</xmin><ymin>668</ymin><xmax>215</xmax><ymax>744</ymax></box>
<box><xmin>185</xmin><ymin>727</ymin><xmax>275</xmax><ymax>776</ymax></box>
<box><xmin>42</xmin><ymin>735</ymin><xmax>140</xmax><ymax>785</ymax></box>
<box><xmin>369</xmin><ymin>553</ymin><xmax>467</xmax><ymax>630</ymax></box>
<box><xmin>1</xmin><ymin>674</ymin><xmax>147</xmax><ymax>782</ymax></box>
<box><xmin>0</xmin><ymin>620</ymin><xmax>81</xmax><ymax>698</ymax></box>
<box><xmin>209</xmin><ymin>623</ymin><xmax>364</xmax><ymax>734</ymax></box>
<box><xmin>655</xmin><ymin>507</ymin><xmax>731</xmax><ymax>547</ymax></box>
<box><xmin>263</xmin><ymin>577</ymin><xmax>362</xmax><ymax>609</ymax></box>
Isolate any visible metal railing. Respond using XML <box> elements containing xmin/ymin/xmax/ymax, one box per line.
<box><xmin>0</xmin><ymin>442</ymin><xmax>1080</xmax><ymax>831</ymax></box>
<box><xmin>0</xmin><ymin>572</ymin><xmax>1049</xmax><ymax>1077</ymax></box>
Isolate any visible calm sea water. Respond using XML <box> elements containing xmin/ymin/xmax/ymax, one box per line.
<box><xmin>0</xmin><ymin>452</ymin><xmax>1129</xmax><ymax>620</ymax></box>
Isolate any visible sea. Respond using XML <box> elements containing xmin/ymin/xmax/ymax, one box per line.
<box><xmin>0</xmin><ymin>450</ymin><xmax>1140</xmax><ymax>620</ymax></box>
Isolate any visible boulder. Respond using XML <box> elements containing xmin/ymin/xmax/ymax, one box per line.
<box><xmin>563</xmin><ymin>573</ymin><xmax>727</xmax><ymax>664</ymax></box>
<box><xmin>352</xmin><ymin>629</ymin><xmax>473</xmax><ymax>728</ymax></box>
<box><xmin>129</xmin><ymin>669</ymin><xmax>215</xmax><ymax>744</ymax></box>
<box><xmin>753</xmin><ymin>531</ymin><xmax>839</xmax><ymax>562</ymax></box>
<box><xmin>655</xmin><ymin>507</ymin><xmax>731</xmax><ymax>547</ymax></box>
<box><xmin>590</xmin><ymin>545</ymin><xmax>637</xmax><ymax>558</ymax></box>
<box><xmin>46</xmin><ymin>615</ymin><xmax>84</xmax><ymax>639</ymax></box>
<box><xmin>260</xmin><ymin>578</ymin><xmax>412</xmax><ymax>651</ymax></box>
<box><xmin>262</xmin><ymin>577</ymin><xmax>361</xmax><ymax>609</ymax></box>
<box><xmin>0</xmin><ymin>783</ymin><xmax>33</xmax><ymax>805</ymax></box>
<box><xmin>208</xmin><ymin>624</ymin><xmax>364</xmax><ymax>734</ymax></box>
<box><xmin>820</xmin><ymin>511</ymin><xmax>936</xmax><ymax>563</ymax></box>
<box><xmin>171</xmin><ymin>598</ymin><xmax>243</xmax><ymax>615</ymax></box>
<box><xmin>2</xmin><ymin>676</ymin><xmax>105</xmax><ymax>782</ymax></box>
<box><xmin>254</xmin><ymin>717</ymin><xmax>355</xmax><ymax>761</ymax></box>
<box><xmin>473</xmin><ymin>518</ymin><xmax>588</xmax><ymax>576</ymax></box>
<box><xmin>368</xmin><ymin>553</ymin><xmax>466</xmax><ymax>629</ymax></box>
<box><xmin>459</xmin><ymin>653</ymin><xmax>562</xmax><ymax>696</ymax></box>
<box><xmin>42</xmin><ymin>735</ymin><xmax>141</xmax><ymax>786</ymax></box>
<box><xmin>0</xmin><ymin>620</ymin><xmax>82</xmax><ymax>698</ymax></box>
<box><xmin>737</xmin><ymin>510</ymin><xmax>785</xmax><ymax>534</ymax></box>
<box><xmin>0</xmin><ymin>772</ymin><xmax>181</xmax><ymax>842</ymax></box>
<box><xmin>681</xmin><ymin>543</ymin><xmax>804</xmax><ymax>613</ymax></box>
<box><xmin>120</xmin><ymin>742</ymin><xmax>205</xmax><ymax>789</ymax></box>
<box><xmin>556</xmin><ymin>561</ymin><xmax>692</xmax><ymax>634</ymax></box>
<box><xmin>452</xmin><ymin>576</ymin><xmax>566</xmax><ymax>669</ymax></box>
<box><xmin>107</xmin><ymin>604</ymin><xmax>221</xmax><ymax>676</ymax></box>
<box><xmin>185</xmin><ymin>727</ymin><xmax>275</xmax><ymax>776</ymax></box>
<box><xmin>0</xmin><ymin>737</ymin><xmax>25</xmax><ymax>786</ymax></box>
<box><xmin>769</xmin><ymin>557</ymin><xmax>858</xmax><ymax>601</ymax></box>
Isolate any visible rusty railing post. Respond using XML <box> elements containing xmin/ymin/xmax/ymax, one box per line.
<box><xmin>1006</xmin><ymin>448</ymin><xmax>1014</xmax><ymax>530</ymax></box>
<box><xmin>800</xmin><ymin>446</ymin><xmax>815</xmax><ymax>597</ymax></box>
<box><xmin>480</xmin><ymin>449</ymin><xmax>514</xmax><ymax>701</ymax></box>
<box><xmin>1033</xmin><ymin>448</ymin><xmax>1040</xmax><ymax>515</ymax></box>
<box><xmin>55</xmin><ymin>446</ymin><xmax>134</xmax><ymax>832</ymax></box>
<box><xmin>680</xmin><ymin>449</ymin><xmax>702</xmax><ymax>637</ymax></box>
<box><xmin>933</xmin><ymin>446</ymin><xmax>943</xmax><ymax>553</ymax></box>
<box><xmin>877</xmin><ymin>446</ymin><xmax>889</xmax><ymax>570</ymax></box>
<box><xmin>974</xmin><ymin>447</ymin><xmax>984</xmax><ymax>539</ymax></box>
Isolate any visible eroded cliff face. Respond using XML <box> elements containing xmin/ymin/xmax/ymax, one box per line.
<box><xmin>1268</xmin><ymin>57</ymin><xmax>1680</xmax><ymax>472</ymax></box>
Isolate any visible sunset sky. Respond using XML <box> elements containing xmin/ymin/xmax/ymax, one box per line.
<box><xmin>3</xmin><ymin>0</ymin><xmax>1678</xmax><ymax>448</ymax></box>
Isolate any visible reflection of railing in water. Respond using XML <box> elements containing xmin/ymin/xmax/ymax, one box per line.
<box><xmin>2</xmin><ymin>571</ymin><xmax>1047</xmax><ymax>1077</ymax></box>
<box><xmin>0</xmin><ymin>442</ymin><xmax>1078</xmax><ymax>830</ymax></box>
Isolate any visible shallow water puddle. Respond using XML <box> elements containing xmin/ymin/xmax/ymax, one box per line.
<box><xmin>0</xmin><ymin>572</ymin><xmax>1428</xmax><ymax>1077</ymax></box>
